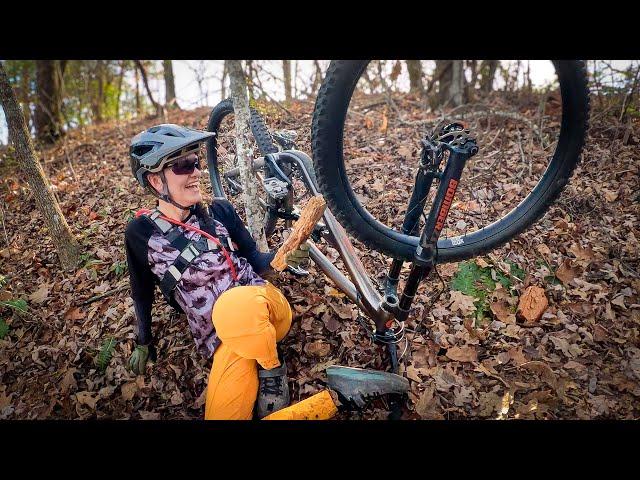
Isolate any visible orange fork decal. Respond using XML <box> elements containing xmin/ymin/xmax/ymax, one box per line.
<box><xmin>435</xmin><ymin>179</ymin><xmax>459</xmax><ymax>233</ymax></box>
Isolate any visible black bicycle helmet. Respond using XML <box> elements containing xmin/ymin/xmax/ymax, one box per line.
<box><xmin>130</xmin><ymin>124</ymin><xmax>215</xmax><ymax>209</ymax></box>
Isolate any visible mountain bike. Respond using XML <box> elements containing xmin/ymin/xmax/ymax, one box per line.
<box><xmin>206</xmin><ymin>60</ymin><xmax>590</xmax><ymax>380</ymax></box>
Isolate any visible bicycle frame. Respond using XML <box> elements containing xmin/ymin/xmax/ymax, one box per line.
<box><xmin>250</xmin><ymin>150</ymin><xmax>394</xmax><ymax>332</ymax></box>
<box><xmin>219</xmin><ymin>130</ymin><xmax>478</xmax><ymax>371</ymax></box>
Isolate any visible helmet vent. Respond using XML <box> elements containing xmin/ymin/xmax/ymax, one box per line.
<box><xmin>133</xmin><ymin>144</ymin><xmax>155</xmax><ymax>156</ymax></box>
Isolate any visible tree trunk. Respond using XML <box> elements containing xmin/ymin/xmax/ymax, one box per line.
<box><xmin>467</xmin><ymin>60</ymin><xmax>478</xmax><ymax>101</ymax></box>
<box><xmin>221</xmin><ymin>61</ymin><xmax>227</xmax><ymax>99</ymax></box>
<box><xmin>282</xmin><ymin>60</ymin><xmax>292</xmax><ymax>102</ymax></box>
<box><xmin>20</xmin><ymin>62</ymin><xmax>31</xmax><ymax>131</ymax></box>
<box><xmin>406</xmin><ymin>60</ymin><xmax>424</xmax><ymax>96</ymax></box>
<box><xmin>435</xmin><ymin>60</ymin><xmax>452</xmax><ymax>106</ymax></box>
<box><xmin>134</xmin><ymin>66</ymin><xmax>141</xmax><ymax>115</ymax></box>
<box><xmin>434</xmin><ymin>60</ymin><xmax>466</xmax><ymax>107</ymax></box>
<box><xmin>226</xmin><ymin>60</ymin><xmax>268</xmax><ymax>251</ymax></box>
<box><xmin>450</xmin><ymin>60</ymin><xmax>465</xmax><ymax>106</ymax></box>
<box><xmin>135</xmin><ymin>60</ymin><xmax>161</xmax><ymax>116</ymax></box>
<box><xmin>311</xmin><ymin>60</ymin><xmax>323</xmax><ymax>96</ymax></box>
<box><xmin>244</xmin><ymin>60</ymin><xmax>256</xmax><ymax>100</ymax></box>
<box><xmin>480</xmin><ymin>60</ymin><xmax>499</xmax><ymax>93</ymax></box>
<box><xmin>115</xmin><ymin>60</ymin><xmax>126</xmax><ymax>121</ymax></box>
<box><xmin>34</xmin><ymin>60</ymin><xmax>64</xmax><ymax>144</ymax></box>
<box><xmin>92</xmin><ymin>60</ymin><xmax>104</xmax><ymax>123</ymax></box>
<box><xmin>163</xmin><ymin>60</ymin><xmax>179</xmax><ymax>109</ymax></box>
<box><xmin>0</xmin><ymin>62</ymin><xmax>81</xmax><ymax>270</ymax></box>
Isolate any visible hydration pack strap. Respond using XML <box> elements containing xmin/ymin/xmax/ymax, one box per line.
<box><xmin>136</xmin><ymin>208</ymin><xmax>239</xmax><ymax>302</ymax></box>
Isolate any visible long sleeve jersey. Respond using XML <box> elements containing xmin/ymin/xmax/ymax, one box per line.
<box><xmin>124</xmin><ymin>199</ymin><xmax>275</xmax><ymax>358</ymax></box>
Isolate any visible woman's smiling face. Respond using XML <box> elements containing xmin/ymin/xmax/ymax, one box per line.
<box><xmin>147</xmin><ymin>153</ymin><xmax>203</xmax><ymax>207</ymax></box>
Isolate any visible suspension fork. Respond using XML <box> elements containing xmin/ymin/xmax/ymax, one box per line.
<box><xmin>394</xmin><ymin>140</ymin><xmax>478</xmax><ymax>323</ymax></box>
<box><xmin>384</xmin><ymin>142</ymin><xmax>442</xmax><ymax>301</ymax></box>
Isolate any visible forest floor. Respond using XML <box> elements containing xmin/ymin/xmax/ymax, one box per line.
<box><xmin>0</xmin><ymin>92</ymin><xmax>639</xmax><ymax>420</ymax></box>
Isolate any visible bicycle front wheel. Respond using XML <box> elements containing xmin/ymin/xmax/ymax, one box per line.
<box><xmin>311</xmin><ymin>60</ymin><xmax>590</xmax><ymax>262</ymax></box>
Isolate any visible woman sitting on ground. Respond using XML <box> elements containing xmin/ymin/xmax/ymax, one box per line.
<box><xmin>124</xmin><ymin>124</ymin><xmax>309</xmax><ymax>420</ymax></box>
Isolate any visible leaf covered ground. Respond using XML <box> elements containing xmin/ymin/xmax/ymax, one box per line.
<box><xmin>0</xmin><ymin>92</ymin><xmax>639</xmax><ymax>420</ymax></box>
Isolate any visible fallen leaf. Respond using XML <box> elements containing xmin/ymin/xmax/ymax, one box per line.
<box><xmin>329</xmin><ymin>301</ymin><xmax>354</xmax><ymax>320</ymax></box>
<box><xmin>503</xmin><ymin>324</ymin><xmax>522</xmax><ymax>339</ymax></box>
<box><xmin>536</xmin><ymin>244</ymin><xmax>552</xmax><ymax>257</ymax></box>
<box><xmin>564</xmin><ymin>361</ymin><xmax>586</xmax><ymax>371</ymax></box>
<box><xmin>304</xmin><ymin>341</ymin><xmax>331</xmax><ymax>357</ymax></box>
<box><xmin>602</xmin><ymin>189</ymin><xmax>618</xmax><ymax>202</ymax></box>
<box><xmin>555</xmin><ymin>259</ymin><xmax>580</xmax><ymax>285</ymax></box>
<box><xmin>549</xmin><ymin>335</ymin><xmax>581</xmax><ymax>358</ymax></box>
<box><xmin>478</xmin><ymin>391</ymin><xmax>501</xmax><ymax>417</ymax></box>
<box><xmin>593</xmin><ymin>324</ymin><xmax>609</xmax><ymax>342</ymax></box>
<box><xmin>95</xmin><ymin>248</ymin><xmax>111</xmax><ymax>261</ymax></box>
<box><xmin>324</xmin><ymin>286</ymin><xmax>344</xmax><ymax>298</ymax></box>
<box><xmin>520</xmin><ymin>361</ymin><xmax>557</xmax><ymax>391</ymax></box>
<box><xmin>139</xmin><ymin>410</ymin><xmax>160</xmax><ymax>420</ymax></box>
<box><xmin>398</xmin><ymin>145</ymin><xmax>412</xmax><ymax>160</ymax></box>
<box><xmin>321</xmin><ymin>313</ymin><xmax>341</xmax><ymax>333</ymax></box>
<box><xmin>567</xmin><ymin>302</ymin><xmax>593</xmax><ymax>316</ymax></box>
<box><xmin>445</xmin><ymin>345</ymin><xmax>478</xmax><ymax>363</ymax></box>
<box><xmin>507</xmin><ymin>346</ymin><xmax>528</xmax><ymax>366</ymax></box>
<box><xmin>449</xmin><ymin>291</ymin><xmax>477</xmax><ymax>316</ymax></box>
<box><xmin>193</xmin><ymin>388</ymin><xmax>207</xmax><ymax>409</ymax></box>
<box><xmin>569</xmin><ymin>244</ymin><xmax>596</xmax><ymax>264</ymax></box>
<box><xmin>379</xmin><ymin>112</ymin><xmax>388</xmax><ymax>133</ymax></box>
<box><xmin>490</xmin><ymin>301</ymin><xmax>516</xmax><ymax>324</ymax></box>
<box><xmin>476</xmin><ymin>258</ymin><xmax>491</xmax><ymax>268</ymax></box>
<box><xmin>92</xmin><ymin>281</ymin><xmax>111</xmax><ymax>295</ymax></box>
<box><xmin>60</xmin><ymin>368</ymin><xmax>78</xmax><ymax>394</ymax></box>
<box><xmin>517</xmin><ymin>286</ymin><xmax>549</xmax><ymax>324</ymax></box>
<box><xmin>75</xmin><ymin>391</ymin><xmax>98</xmax><ymax>409</ymax></box>
<box><xmin>611</xmin><ymin>295</ymin><xmax>626</xmax><ymax>309</ymax></box>
<box><xmin>0</xmin><ymin>390</ymin><xmax>12</xmax><ymax>410</ymax></box>
<box><xmin>63</xmin><ymin>307</ymin><xmax>85</xmax><ymax>322</ymax></box>
<box><xmin>415</xmin><ymin>385</ymin><xmax>443</xmax><ymax>419</ymax></box>
<box><xmin>28</xmin><ymin>283</ymin><xmax>50</xmax><ymax>304</ymax></box>
<box><xmin>405</xmin><ymin>364</ymin><xmax>424</xmax><ymax>382</ymax></box>
<box><xmin>170</xmin><ymin>390</ymin><xmax>184</xmax><ymax>406</ymax></box>
<box><xmin>121</xmin><ymin>382</ymin><xmax>138</xmax><ymax>401</ymax></box>
<box><xmin>496</xmin><ymin>391</ymin><xmax>513</xmax><ymax>420</ymax></box>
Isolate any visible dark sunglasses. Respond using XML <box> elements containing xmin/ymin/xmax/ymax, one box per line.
<box><xmin>167</xmin><ymin>153</ymin><xmax>202</xmax><ymax>175</ymax></box>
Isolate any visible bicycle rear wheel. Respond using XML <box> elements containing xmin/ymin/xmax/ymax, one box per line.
<box><xmin>311</xmin><ymin>60</ymin><xmax>590</xmax><ymax>262</ymax></box>
<box><xmin>206</xmin><ymin>98</ymin><xmax>280</xmax><ymax>236</ymax></box>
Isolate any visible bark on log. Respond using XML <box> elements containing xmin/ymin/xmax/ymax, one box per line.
<box><xmin>270</xmin><ymin>195</ymin><xmax>326</xmax><ymax>271</ymax></box>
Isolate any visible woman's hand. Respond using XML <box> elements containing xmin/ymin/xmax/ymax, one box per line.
<box><xmin>128</xmin><ymin>343</ymin><xmax>156</xmax><ymax>374</ymax></box>
<box><xmin>284</xmin><ymin>241</ymin><xmax>311</xmax><ymax>270</ymax></box>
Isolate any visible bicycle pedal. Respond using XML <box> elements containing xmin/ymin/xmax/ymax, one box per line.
<box><xmin>263</xmin><ymin>177</ymin><xmax>290</xmax><ymax>200</ymax></box>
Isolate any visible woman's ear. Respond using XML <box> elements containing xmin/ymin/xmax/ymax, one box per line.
<box><xmin>146</xmin><ymin>173</ymin><xmax>162</xmax><ymax>193</ymax></box>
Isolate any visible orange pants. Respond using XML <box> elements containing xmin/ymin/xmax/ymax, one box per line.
<box><xmin>205</xmin><ymin>281</ymin><xmax>292</xmax><ymax>420</ymax></box>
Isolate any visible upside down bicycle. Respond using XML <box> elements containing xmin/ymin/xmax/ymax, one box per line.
<box><xmin>204</xmin><ymin>60</ymin><xmax>590</xmax><ymax>407</ymax></box>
